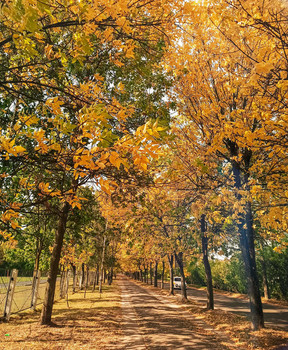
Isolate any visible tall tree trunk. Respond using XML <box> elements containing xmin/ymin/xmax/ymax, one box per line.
<box><xmin>174</xmin><ymin>252</ymin><xmax>187</xmax><ymax>302</ymax></box>
<box><xmin>59</xmin><ymin>267</ymin><xmax>65</xmax><ymax>299</ymax></box>
<box><xmin>260</xmin><ymin>242</ymin><xmax>270</xmax><ymax>299</ymax></box>
<box><xmin>80</xmin><ymin>263</ymin><xmax>85</xmax><ymax>290</ymax></box>
<box><xmin>34</xmin><ymin>205</ymin><xmax>43</xmax><ymax>272</ymax></box>
<box><xmin>232</xmin><ymin>160</ymin><xmax>264</xmax><ymax>330</ymax></box>
<box><xmin>40</xmin><ymin>202</ymin><xmax>70</xmax><ymax>325</ymax></box>
<box><xmin>92</xmin><ymin>265</ymin><xmax>99</xmax><ymax>292</ymax></box>
<box><xmin>84</xmin><ymin>266</ymin><xmax>89</xmax><ymax>298</ymax></box>
<box><xmin>201</xmin><ymin>214</ymin><xmax>214</xmax><ymax>310</ymax></box>
<box><xmin>32</xmin><ymin>239</ymin><xmax>43</xmax><ymax>303</ymax></box>
<box><xmin>71</xmin><ymin>264</ymin><xmax>76</xmax><ymax>293</ymax></box>
<box><xmin>144</xmin><ymin>265</ymin><xmax>148</xmax><ymax>284</ymax></box>
<box><xmin>161</xmin><ymin>261</ymin><xmax>165</xmax><ymax>289</ymax></box>
<box><xmin>149</xmin><ymin>262</ymin><xmax>153</xmax><ymax>285</ymax></box>
<box><xmin>34</xmin><ymin>238</ymin><xmax>43</xmax><ymax>271</ymax></box>
<box><xmin>154</xmin><ymin>260</ymin><xmax>158</xmax><ymax>287</ymax></box>
<box><xmin>99</xmin><ymin>236</ymin><xmax>106</xmax><ymax>294</ymax></box>
<box><xmin>96</xmin><ymin>264</ymin><xmax>99</xmax><ymax>285</ymax></box>
<box><xmin>167</xmin><ymin>254</ymin><xmax>174</xmax><ymax>295</ymax></box>
<box><xmin>261</xmin><ymin>257</ymin><xmax>270</xmax><ymax>300</ymax></box>
<box><xmin>108</xmin><ymin>267</ymin><xmax>113</xmax><ymax>285</ymax></box>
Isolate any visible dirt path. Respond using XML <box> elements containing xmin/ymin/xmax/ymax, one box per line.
<box><xmin>117</xmin><ymin>276</ymin><xmax>238</xmax><ymax>350</ymax></box>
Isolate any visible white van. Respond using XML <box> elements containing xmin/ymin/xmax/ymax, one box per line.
<box><xmin>173</xmin><ymin>276</ymin><xmax>183</xmax><ymax>289</ymax></box>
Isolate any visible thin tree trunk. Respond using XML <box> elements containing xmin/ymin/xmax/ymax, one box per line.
<box><xmin>80</xmin><ymin>263</ymin><xmax>85</xmax><ymax>290</ymax></box>
<box><xmin>96</xmin><ymin>264</ymin><xmax>99</xmax><ymax>285</ymax></box>
<box><xmin>84</xmin><ymin>266</ymin><xmax>89</xmax><ymax>298</ymax></box>
<box><xmin>174</xmin><ymin>251</ymin><xmax>187</xmax><ymax>302</ymax></box>
<box><xmin>71</xmin><ymin>264</ymin><xmax>76</xmax><ymax>293</ymax></box>
<box><xmin>34</xmin><ymin>205</ymin><xmax>43</xmax><ymax>272</ymax></box>
<box><xmin>59</xmin><ymin>267</ymin><xmax>65</xmax><ymax>299</ymax></box>
<box><xmin>167</xmin><ymin>254</ymin><xmax>174</xmax><ymax>295</ymax></box>
<box><xmin>40</xmin><ymin>202</ymin><xmax>70</xmax><ymax>325</ymax></box>
<box><xmin>32</xmin><ymin>239</ymin><xmax>43</xmax><ymax>303</ymax></box>
<box><xmin>260</xmin><ymin>243</ymin><xmax>270</xmax><ymax>299</ymax></box>
<box><xmin>99</xmin><ymin>236</ymin><xmax>106</xmax><ymax>294</ymax></box>
<box><xmin>149</xmin><ymin>262</ymin><xmax>153</xmax><ymax>285</ymax></box>
<box><xmin>34</xmin><ymin>239</ymin><xmax>43</xmax><ymax>271</ymax></box>
<box><xmin>201</xmin><ymin>214</ymin><xmax>214</xmax><ymax>310</ymax></box>
<box><xmin>261</xmin><ymin>257</ymin><xmax>270</xmax><ymax>299</ymax></box>
<box><xmin>232</xmin><ymin>160</ymin><xmax>264</xmax><ymax>330</ymax></box>
<box><xmin>154</xmin><ymin>261</ymin><xmax>158</xmax><ymax>287</ymax></box>
<box><xmin>161</xmin><ymin>261</ymin><xmax>165</xmax><ymax>289</ymax></box>
<box><xmin>108</xmin><ymin>267</ymin><xmax>113</xmax><ymax>285</ymax></box>
<box><xmin>142</xmin><ymin>265</ymin><xmax>145</xmax><ymax>282</ymax></box>
<box><xmin>92</xmin><ymin>265</ymin><xmax>98</xmax><ymax>292</ymax></box>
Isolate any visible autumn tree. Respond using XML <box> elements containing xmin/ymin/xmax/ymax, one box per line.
<box><xmin>164</xmin><ymin>0</ymin><xmax>288</xmax><ymax>330</ymax></box>
<box><xmin>0</xmin><ymin>0</ymin><xmax>185</xmax><ymax>325</ymax></box>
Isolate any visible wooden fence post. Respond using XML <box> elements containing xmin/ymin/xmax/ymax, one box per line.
<box><xmin>4</xmin><ymin>269</ymin><xmax>18</xmax><ymax>321</ymax></box>
<box><xmin>31</xmin><ymin>270</ymin><xmax>41</xmax><ymax>310</ymax></box>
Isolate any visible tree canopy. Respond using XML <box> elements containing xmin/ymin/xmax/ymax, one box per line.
<box><xmin>0</xmin><ymin>0</ymin><xmax>287</xmax><ymax>331</ymax></box>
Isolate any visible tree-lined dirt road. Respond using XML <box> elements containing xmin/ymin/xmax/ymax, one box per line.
<box><xmin>117</xmin><ymin>276</ymin><xmax>238</xmax><ymax>350</ymax></box>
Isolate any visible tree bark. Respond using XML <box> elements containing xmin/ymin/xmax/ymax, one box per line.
<box><xmin>99</xmin><ymin>236</ymin><xmax>106</xmax><ymax>294</ymax></box>
<box><xmin>32</xmin><ymin>239</ymin><xmax>43</xmax><ymax>306</ymax></box>
<box><xmin>201</xmin><ymin>214</ymin><xmax>214</xmax><ymax>310</ymax></box>
<box><xmin>84</xmin><ymin>266</ymin><xmax>89</xmax><ymax>297</ymax></box>
<box><xmin>232</xmin><ymin>160</ymin><xmax>264</xmax><ymax>330</ymax></box>
<box><xmin>260</xmin><ymin>242</ymin><xmax>270</xmax><ymax>299</ymax></box>
<box><xmin>167</xmin><ymin>254</ymin><xmax>174</xmax><ymax>295</ymax></box>
<box><xmin>71</xmin><ymin>264</ymin><xmax>76</xmax><ymax>293</ymax></box>
<box><xmin>59</xmin><ymin>267</ymin><xmax>65</xmax><ymax>299</ymax></box>
<box><xmin>92</xmin><ymin>265</ymin><xmax>99</xmax><ymax>292</ymax></box>
<box><xmin>80</xmin><ymin>263</ymin><xmax>85</xmax><ymax>290</ymax></box>
<box><xmin>34</xmin><ymin>238</ymin><xmax>43</xmax><ymax>271</ymax></box>
<box><xmin>144</xmin><ymin>265</ymin><xmax>148</xmax><ymax>284</ymax></box>
<box><xmin>40</xmin><ymin>202</ymin><xmax>70</xmax><ymax>325</ymax></box>
<box><xmin>96</xmin><ymin>264</ymin><xmax>99</xmax><ymax>285</ymax></box>
<box><xmin>174</xmin><ymin>251</ymin><xmax>187</xmax><ymax>302</ymax></box>
<box><xmin>108</xmin><ymin>267</ymin><xmax>113</xmax><ymax>285</ymax></box>
<box><xmin>261</xmin><ymin>258</ymin><xmax>270</xmax><ymax>299</ymax></box>
<box><xmin>154</xmin><ymin>260</ymin><xmax>158</xmax><ymax>287</ymax></box>
<box><xmin>149</xmin><ymin>262</ymin><xmax>153</xmax><ymax>285</ymax></box>
<box><xmin>161</xmin><ymin>261</ymin><xmax>165</xmax><ymax>289</ymax></box>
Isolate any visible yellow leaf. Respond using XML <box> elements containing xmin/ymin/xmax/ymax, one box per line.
<box><xmin>109</xmin><ymin>151</ymin><xmax>122</xmax><ymax>169</ymax></box>
<box><xmin>14</xmin><ymin>145</ymin><xmax>26</xmax><ymax>154</ymax></box>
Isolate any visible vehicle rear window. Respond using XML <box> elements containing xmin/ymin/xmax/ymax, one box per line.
<box><xmin>174</xmin><ymin>278</ymin><xmax>181</xmax><ymax>281</ymax></box>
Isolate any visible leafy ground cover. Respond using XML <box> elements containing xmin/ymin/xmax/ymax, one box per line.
<box><xmin>142</xmin><ymin>281</ymin><xmax>288</xmax><ymax>350</ymax></box>
<box><xmin>0</xmin><ymin>284</ymin><xmax>122</xmax><ymax>350</ymax></box>
<box><xmin>0</xmin><ymin>279</ymin><xmax>287</xmax><ymax>350</ymax></box>
<box><xmin>194</xmin><ymin>309</ymin><xmax>288</xmax><ymax>350</ymax></box>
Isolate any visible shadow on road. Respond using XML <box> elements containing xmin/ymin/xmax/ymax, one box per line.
<box><xmin>119</xmin><ymin>278</ymin><xmax>232</xmax><ymax>350</ymax></box>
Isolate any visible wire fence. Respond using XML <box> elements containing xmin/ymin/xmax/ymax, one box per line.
<box><xmin>0</xmin><ymin>268</ymin><xmax>99</xmax><ymax>321</ymax></box>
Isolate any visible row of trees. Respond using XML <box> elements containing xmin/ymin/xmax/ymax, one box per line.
<box><xmin>0</xmin><ymin>0</ymin><xmax>287</xmax><ymax>331</ymax></box>
<box><xmin>103</xmin><ymin>0</ymin><xmax>288</xmax><ymax>331</ymax></box>
<box><xmin>0</xmin><ymin>0</ymin><xmax>182</xmax><ymax>324</ymax></box>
